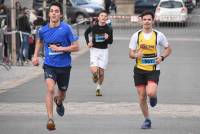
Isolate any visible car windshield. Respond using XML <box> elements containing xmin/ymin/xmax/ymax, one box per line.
<box><xmin>71</xmin><ymin>0</ymin><xmax>89</xmax><ymax>5</ymax></box>
<box><xmin>136</xmin><ymin>0</ymin><xmax>160</xmax><ymax>5</ymax></box>
<box><xmin>160</xmin><ymin>1</ymin><xmax>183</xmax><ymax>8</ymax></box>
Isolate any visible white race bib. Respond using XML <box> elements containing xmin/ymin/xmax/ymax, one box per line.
<box><xmin>48</xmin><ymin>47</ymin><xmax>63</xmax><ymax>56</ymax></box>
<box><xmin>141</xmin><ymin>57</ymin><xmax>156</xmax><ymax>65</ymax></box>
<box><xmin>95</xmin><ymin>34</ymin><xmax>105</xmax><ymax>42</ymax></box>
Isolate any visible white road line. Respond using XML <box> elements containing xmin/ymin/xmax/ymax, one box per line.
<box><xmin>0</xmin><ymin>102</ymin><xmax>200</xmax><ymax>117</ymax></box>
<box><xmin>115</xmin><ymin>37</ymin><xmax>200</xmax><ymax>42</ymax></box>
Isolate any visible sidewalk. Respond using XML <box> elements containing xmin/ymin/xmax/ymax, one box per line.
<box><xmin>0</xmin><ymin>36</ymin><xmax>88</xmax><ymax>92</ymax></box>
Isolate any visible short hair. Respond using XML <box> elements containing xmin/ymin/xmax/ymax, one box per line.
<box><xmin>49</xmin><ymin>1</ymin><xmax>63</xmax><ymax>14</ymax></box>
<box><xmin>139</xmin><ymin>10</ymin><xmax>155</xmax><ymax>19</ymax></box>
<box><xmin>98</xmin><ymin>10</ymin><xmax>108</xmax><ymax>16</ymax></box>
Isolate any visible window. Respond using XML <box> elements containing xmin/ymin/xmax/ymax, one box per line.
<box><xmin>160</xmin><ymin>1</ymin><xmax>183</xmax><ymax>8</ymax></box>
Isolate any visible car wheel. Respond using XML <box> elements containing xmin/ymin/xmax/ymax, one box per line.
<box><xmin>182</xmin><ymin>21</ymin><xmax>188</xmax><ymax>27</ymax></box>
<box><xmin>75</xmin><ymin>13</ymin><xmax>85</xmax><ymax>23</ymax></box>
<box><xmin>180</xmin><ymin>21</ymin><xmax>188</xmax><ymax>27</ymax></box>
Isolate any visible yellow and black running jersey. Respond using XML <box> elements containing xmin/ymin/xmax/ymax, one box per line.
<box><xmin>129</xmin><ymin>29</ymin><xmax>169</xmax><ymax>71</ymax></box>
<box><xmin>136</xmin><ymin>31</ymin><xmax>157</xmax><ymax>71</ymax></box>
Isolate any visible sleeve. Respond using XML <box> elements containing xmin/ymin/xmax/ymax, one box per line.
<box><xmin>129</xmin><ymin>33</ymin><xmax>137</xmax><ymax>50</ymax></box>
<box><xmin>106</xmin><ymin>26</ymin><xmax>113</xmax><ymax>44</ymax></box>
<box><xmin>159</xmin><ymin>32</ymin><xmax>169</xmax><ymax>48</ymax></box>
<box><xmin>25</xmin><ymin>17</ymin><xmax>31</xmax><ymax>33</ymax></box>
<box><xmin>84</xmin><ymin>26</ymin><xmax>92</xmax><ymax>44</ymax></box>
<box><xmin>67</xmin><ymin>25</ymin><xmax>79</xmax><ymax>43</ymax></box>
<box><xmin>36</xmin><ymin>27</ymin><xmax>43</xmax><ymax>41</ymax></box>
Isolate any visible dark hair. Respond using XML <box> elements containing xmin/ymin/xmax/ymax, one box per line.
<box><xmin>49</xmin><ymin>1</ymin><xmax>63</xmax><ymax>14</ymax></box>
<box><xmin>139</xmin><ymin>10</ymin><xmax>155</xmax><ymax>19</ymax></box>
<box><xmin>97</xmin><ymin>10</ymin><xmax>108</xmax><ymax>16</ymax></box>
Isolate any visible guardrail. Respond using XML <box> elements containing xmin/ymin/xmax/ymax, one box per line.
<box><xmin>110</xmin><ymin>14</ymin><xmax>200</xmax><ymax>34</ymax></box>
<box><xmin>0</xmin><ymin>19</ymin><xmax>88</xmax><ymax>69</ymax></box>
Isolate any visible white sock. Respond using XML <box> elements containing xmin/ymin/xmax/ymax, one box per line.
<box><xmin>96</xmin><ymin>84</ymin><xmax>101</xmax><ymax>90</ymax></box>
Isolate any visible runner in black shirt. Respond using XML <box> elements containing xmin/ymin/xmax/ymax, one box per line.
<box><xmin>84</xmin><ymin>10</ymin><xmax>113</xmax><ymax>96</ymax></box>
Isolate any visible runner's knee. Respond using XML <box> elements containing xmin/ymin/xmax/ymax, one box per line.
<box><xmin>139</xmin><ymin>94</ymin><xmax>147</xmax><ymax>102</ymax></box>
<box><xmin>47</xmin><ymin>88</ymin><xmax>54</xmax><ymax>95</ymax></box>
<box><xmin>147</xmin><ymin>91</ymin><xmax>156</xmax><ymax>97</ymax></box>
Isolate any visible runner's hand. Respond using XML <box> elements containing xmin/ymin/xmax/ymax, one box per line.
<box><xmin>136</xmin><ymin>49</ymin><xmax>143</xmax><ymax>59</ymax></box>
<box><xmin>88</xmin><ymin>42</ymin><xmax>93</xmax><ymax>48</ymax></box>
<box><xmin>104</xmin><ymin>33</ymin><xmax>109</xmax><ymax>40</ymax></box>
<box><xmin>49</xmin><ymin>44</ymin><xmax>62</xmax><ymax>52</ymax></box>
<box><xmin>156</xmin><ymin>57</ymin><xmax>162</xmax><ymax>64</ymax></box>
<box><xmin>32</xmin><ymin>56</ymin><xmax>39</xmax><ymax>66</ymax></box>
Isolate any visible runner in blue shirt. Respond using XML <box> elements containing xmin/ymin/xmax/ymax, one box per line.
<box><xmin>32</xmin><ymin>2</ymin><xmax>79</xmax><ymax>131</ymax></box>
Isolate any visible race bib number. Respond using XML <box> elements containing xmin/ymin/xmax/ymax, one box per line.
<box><xmin>48</xmin><ymin>47</ymin><xmax>63</xmax><ymax>56</ymax></box>
<box><xmin>142</xmin><ymin>57</ymin><xmax>156</xmax><ymax>65</ymax></box>
<box><xmin>95</xmin><ymin>34</ymin><xmax>105</xmax><ymax>42</ymax></box>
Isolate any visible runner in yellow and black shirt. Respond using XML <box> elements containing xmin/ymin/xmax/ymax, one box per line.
<box><xmin>129</xmin><ymin>10</ymin><xmax>172</xmax><ymax>129</ymax></box>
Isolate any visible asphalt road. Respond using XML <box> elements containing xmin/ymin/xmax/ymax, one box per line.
<box><xmin>0</xmin><ymin>5</ymin><xmax>200</xmax><ymax>134</ymax></box>
<box><xmin>0</xmin><ymin>20</ymin><xmax>200</xmax><ymax>134</ymax></box>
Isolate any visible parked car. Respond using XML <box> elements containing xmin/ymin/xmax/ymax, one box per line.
<box><xmin>182</xmin><ymin>0</ymin><xmax>195</xmax><ymax>13</ymax></box>
<box><xmin>67</xmin><ymin>0</ymin><xmax>104</xmax><ymax>23</ymax></box>
<box><xmin>134</xmin><ymin>0</ymin><xmax>160</xmax><ymax>14</ymax></box>
<box><xmin>155</xmin><ymin>0</ymin><xmax>188</xmax><ymax>26</ymax></box>
<box><xmin>87</xmin><ymin>0</ymin><xmax>104</xmax><ymax>8</ymax></box>
<box><xmin>32</xmin><ymin>0</ymin><xmax>104</xmax><ymax>23</ymax></box>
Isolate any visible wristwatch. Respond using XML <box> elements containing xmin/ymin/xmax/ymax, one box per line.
<box><xmin>161</xmin><ymin>56</ymin><xmax>165</xmax><ymax>61</ymax></box>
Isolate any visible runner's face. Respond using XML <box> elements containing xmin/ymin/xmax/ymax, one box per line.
<box><xmin>141</xmin><ymin>15</ymin><xmax>154</xmax><ymax>30</ymax></box>
<box><xmin>49</xmin><ymin>5</ymin><xmax>62</xmax><ymax>23</ymax></box>
<box><xmin>98</xmin><ymin>12</ymin><xmax>108</xmax><ymax>24</ymax></box>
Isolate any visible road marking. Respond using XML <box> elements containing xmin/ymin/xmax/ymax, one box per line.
<box><xmin>115</xmin><ymin>37</ymin><xmax>200</xmax><ymax>42</ymax></box>
<box><xmin>0</xmin><ymin>102</ymin><xmax>200</xmax><ymax>117</ymax></box>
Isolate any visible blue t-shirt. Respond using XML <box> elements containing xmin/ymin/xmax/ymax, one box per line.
<box><xmin>38</xmin><ymin>22</ymin><xmax>79</xmax><ymax>67</ymax></box>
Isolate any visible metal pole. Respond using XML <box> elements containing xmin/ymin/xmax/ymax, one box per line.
<box><xmin>11</xmin><ymin>0</ymin><xmax>16</xmax><ymax>65</ymax></box>
<box><xmin>63</xmin><ymin>0</ymin><xmax>67</xmax><ymax>22</ymax></box>
<box><xmin>43</xmin><ymin>0</ymin><xmax>47</xmax><ymax>21</ymax></box>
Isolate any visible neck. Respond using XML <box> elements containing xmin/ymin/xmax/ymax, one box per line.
<box><xmin>49</xmin><ymin>20</ymin><xmax>60</xmax><ymax>28</ymax></box>
<box><xmin>143</xmin><ymin>28</ymin><xmax>153</xmax><ymax>33</ymax></box>
<box><xmin>98</xmin><ymin>22</ymin><xmax>106</xmax><ymax>26</ymax></box>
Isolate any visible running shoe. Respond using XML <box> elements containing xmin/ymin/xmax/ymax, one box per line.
<box><xmin>150</xmin><ymin>96</ymin><xmax>157</xmax><ymax>107</ymax></box>
<box><xmin>54</xmin><ymin>96</ymin><xmax>65</xmax><ymax>116</ymax></box>
<box><xmin>92</xmin><ymin>72</ymin><xmax>98</xmax><ymax>83</ymax></box>
<box><xmin>96</xmin><ymin>89</ymin><xmax>102</xmax><ymax>96</ymax></box>
<box><xmin>46</xmin><ymin>118</ymin><xmax>56</xmax><ymax>131</ymax></box>
<box><xmin>141</xmin><ymin>119</ymin><xmax>151</xmax><ymax>129</ymax></box>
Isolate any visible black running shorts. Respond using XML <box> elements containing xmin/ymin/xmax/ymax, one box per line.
<box><xmin>133</xmin><ymin>67</ymin><xmax>160</xmax><ymax>86</ymax></box>
<box><xmin>43</xmin><ymin>64</ymin><xmax>71</xmax><ymax>91</ymax></box>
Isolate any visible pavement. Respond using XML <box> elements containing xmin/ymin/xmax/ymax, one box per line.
<box><xmin>0</xmin><ymin>23</ymin><xmax>200</xmax><ymax>134</ymax></box>
<box><xmin>1</xmin><ymin>11</ymin><xmax>200</xmax><ymax>133</ymax></box>
<box><xmin>0</xmin><ymin>36</ymin><xmax>88</xmax><ymax>93</ymax></box>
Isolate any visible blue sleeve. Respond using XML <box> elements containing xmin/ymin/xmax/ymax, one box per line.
<box><xmin>36</xmin><ymin>27</ymin><xmax>43</xmax><ymax>41</ymax></box>
<box><xmin>67</xmin><ymin>25</ymin><xmax>79</xmax><ymax>43</ymax></box>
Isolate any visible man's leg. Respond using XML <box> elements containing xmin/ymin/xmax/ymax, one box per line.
<box><xmin>45</xmin><ymin>79</ymin><xmax>56</xmax><ymax>119</ymax></box>
<box><xmin>96</xmin><ymin>68</ymin><xmax>104</xmax><ymax>96</ymax></box>
<box><xmin>90</xmin><ymin>66</ymin><xmax>99</xmax><ymax>83</ymax></box>
<box><xmin>146</xmin><ymin>81</ymin><xmax>158</xmax><ymax>107</ymax></box>
<box><xmin>136</xmin><ymin>85</ymin><xmax>149</xmax><ymax>118</ymax></box>
<box><xmin>136</xmin><ymin>85</ymin><xmax>152</xmax><ymax>129</ymax></box>
<box><xmin>98</xmin><ymin>67</ymin><xmax>104</xmax><ymax>85</ymax></box>
<box><xmin>24</xmin><ymin>35</ymin><xmax>30</xmax><ymax>62</ymax></box>
<box><xmin>146</xmin><ymin>81</ymin><xmax>158</xmax><ymax>97</ymax></box>
<box><xmin>54</xmin><ymin>66</ymin><xmax>71</xmax><ymax>116</ymax></box>
<box><xmin>54</xmin><ymin>90</ymin><xmax>66</xmax><ymax>117</ymax></box>
<box><xmin>45</xmin><ymin>78</ymin><xmax>56</xmax><ymax>130</ymax></box>
<box><xmin>57</xmin><ymin>90</ymin><xmax>66</xmax><ymax>103</ymax></box>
